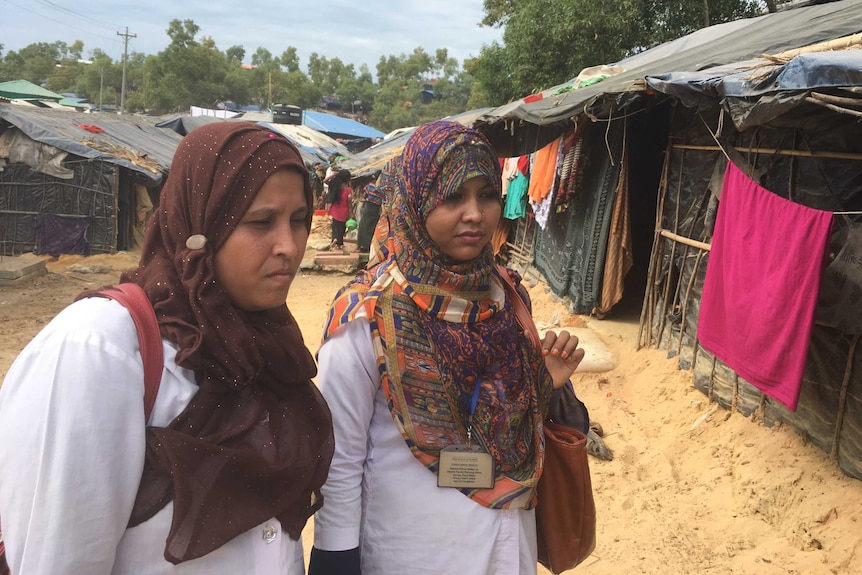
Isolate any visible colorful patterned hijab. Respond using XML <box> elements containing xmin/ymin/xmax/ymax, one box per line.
<box><xmin>113</xmin><ymin>122</ymin><xmax>334</xmax><ymax>563</ymax></box>
<box><xmin>323</xmin><ymin>120</ymin><xmax>553</xmax><ymax>509</ymax></box>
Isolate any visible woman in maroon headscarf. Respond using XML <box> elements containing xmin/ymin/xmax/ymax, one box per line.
<box><xmin>0</xmin><ymin>122</ymin><xmax>333</xmax><ymax>573</ymax></box>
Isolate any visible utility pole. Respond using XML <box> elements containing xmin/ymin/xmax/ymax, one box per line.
<box><xmin>117</xmin><ymin>27</ymin><xmax>136</xmax><ymax>114</ymax></box>
<box><xmin>99</xmin><ymin>68</ymin><xmax>104</xmax><ymax>112</ymax></box>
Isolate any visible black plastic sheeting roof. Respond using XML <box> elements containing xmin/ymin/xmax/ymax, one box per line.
<box><xmin>475</xmin><ymin>0</ymin><xmax>862</xmax><ymax>155</ymax></box>
<box><xmin>0</xmin><ymin>105</ymin><xmax>183</xmax><ymax>183</ymax></box>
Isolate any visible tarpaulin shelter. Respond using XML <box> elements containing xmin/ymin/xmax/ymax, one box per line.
<box><xmin>471</xmin><ymin>0</ymin><xmax>862</xmax><ymax>480</ymax></box>
<box><xmin>260</xmin><ymin>121</ymin><xmax>350</xmax><ymax>166</ymax></box>
<box><xmin>302</xmin><ymin>110</ymin><xmax>385</xmax><ymax>152</ymax></box>
<box><xmin>340</xmin><ymin>108</ymin><xmax>495</xmax><ymax>180</ymax></box>
<box><xmin>0</xmin><ymin>104</ymin><xmax>182</xmax><ymax>256</ymax></box>
<box><xmin>157</xmin><ymin>112</ymin><xmax>351</xmax><ymax>167</ymax></box>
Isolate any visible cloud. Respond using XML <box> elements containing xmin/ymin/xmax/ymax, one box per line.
<box><xmin>2</xmin><ymin>0</ymin><xmax>503</xmax><ymax>73</ymax></box>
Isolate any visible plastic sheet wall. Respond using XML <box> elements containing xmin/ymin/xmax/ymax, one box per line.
<box><xmin>645</xmin><ymin>105</ymin><xmax>862</xmax><ymax>481</ymax></box>
<box><xmin>0</xmin><ymin>159</ymin><xmax>116</xmax><ymax>256</ymax></box>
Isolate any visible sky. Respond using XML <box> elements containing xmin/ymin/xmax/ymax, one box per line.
<box><xmin>1</xmin><ymin>0</ymin><xmax>505</xmax><ymax>74</ymax></box>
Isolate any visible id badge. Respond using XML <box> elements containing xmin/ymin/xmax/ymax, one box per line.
<box><xmin>437</xmin><ymin>444</ymin><xmax>495</xmax><ymax>489</ymax></box>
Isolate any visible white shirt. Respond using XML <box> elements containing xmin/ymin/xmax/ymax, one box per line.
<box><xmin>0</xmin><ymin>297</ymin><xmax>305</xmax><ymax>575</ymax></box>
<box><xmin>314</xmin><ymin>319</ymin><xmax>538</xmax><ymax>575</ymax></box>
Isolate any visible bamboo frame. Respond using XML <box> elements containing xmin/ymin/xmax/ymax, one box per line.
<box><xmin>809</xmin><ymin>92</ymin><xmax>862</xmax><ymax>109</ymax></box>
<box><xmin>805</xmin><ymin>97</ymin><xmax>862</xmax><ymax>118</ymax></box>
<box><xmin>672</xmin><ymin>144</ymin><xmax>862</xmax><ymax>161</ymax></box>
<box><xmin>831</xmin><ymin>334</ymin><xmax>859</xmax><ymax>460</ymax></box>
<box><xmin>659</xmin><ymin>229</ymin><xmax>711</xmax><ymax>251</ymax></box>
<box><xmin>676</xmin><ymin>249</ymin><xmax>706</xmax><ymax>358</ymax></box>
<box><xmin>638</xmin><ymin>127</ymin><xmax>673</xmax><ymax>350</ymax></box>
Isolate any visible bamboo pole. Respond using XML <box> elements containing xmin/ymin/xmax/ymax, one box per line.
<box><xmin>708</xmin><ymin>354</ymin><xmax>716</xmax><ymax>401</ymax></box>
<box><xmin>639</xmin><ymin>127</ymin><xmax>673</xmax><ymax>350</ymax></box>
<box><xmin>659</xmin><ymin>229</ymin><xmax>711</xmax><ymax>251</ymax></box>
<box><xmin>805</xmin><ymin>97</ymin><xmax>862</xmax><ymax>118</ymax></box>
<box><xmin>732</xmin><ymin>373</ymin><xmax>740</xmax><ymax>414</ymax></box>
<box><xmin>638</xmin><ymin>232</ymin><xmax>662</xmax><ymax>350</ymax></box>
<box><xmin>809</xmin><ymin>91</ymin><xmax>862</xmax><ymax>109</ymax></box>
<box><xmin>656</xmin><ymin>146</ymin><xmax>686</xmax><ymax>349</ymax></box>
<box><xmin>672</xmin><ymin>144</ymin><xmax>862</xmax><ymax>162</ymax></box>
<box><xmin>766</xmin><ymin>32</ymin><xmax>862</xmax><ymax>62</ymax></box>
<box><xmin>677</xmin><ymin>249</ymin><xmax>705</xmax><ymax>358</ymax></box>
<box><xmin>831</xmin><ymin>334</ymin><xmax>859</xmax><ymax>460</ymax></box>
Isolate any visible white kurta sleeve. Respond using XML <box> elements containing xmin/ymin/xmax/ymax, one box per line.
<box><xmin>313</xmin><ymin>319</ymin><xmax>379</xmax><ymax>551</ymax></box>
<box><xmin>0</xmin><ymin>298</ymin><xmax>148</xmax><ymax>575</ymax></box>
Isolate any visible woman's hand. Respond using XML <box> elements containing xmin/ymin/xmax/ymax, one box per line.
<box><xmin>541</xmin><ymin>330</ymin><xmax>585</xmax><ymax>389</ymax></box>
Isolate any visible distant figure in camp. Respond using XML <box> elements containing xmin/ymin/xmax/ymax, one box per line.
<box><xmin>355</xmin><ymin>161</ymin><xmax>394</xmax><ymax>254</ymax></box>
<box><xmin>311</xmin><ymin>163</ymin><xmax>326</xmax><ymax>210</ymax></box>
<box><xmin>325</xmin><ymin>169</ymin><xmax>353</xmax><ymax>251</ymax></box>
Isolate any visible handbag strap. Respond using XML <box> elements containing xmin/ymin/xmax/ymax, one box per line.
<box><xmin>496</xmin><ymin>265</ymin><xmax>542</xmax><ymax>355</ymax></box>
<box><xmin>97</xmin><ymin>283</ymin><xmax>163</xmax><ymax>421</ymax></box>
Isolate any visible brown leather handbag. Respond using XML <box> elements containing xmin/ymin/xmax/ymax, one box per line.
<box><xmin>536</xmin><ymin>420</ymin><xmax>597</xmax><ymax>573</ymax></box>
<box><xmin>496</xmin><ymin>266</ymin><xmax>597</xmax><ymax>573</ymax></box>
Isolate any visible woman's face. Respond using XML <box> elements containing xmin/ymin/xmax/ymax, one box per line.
<box><xmin>215</xmin><ymin>168</ymin><xmax>309</xmax><ymax>311</ymax></box>
<box><xmin>424</xmin><ymin>176</ymin><xmax>502</xmax><ymax>263</ymax></box>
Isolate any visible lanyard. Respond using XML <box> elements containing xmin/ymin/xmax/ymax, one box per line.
<box><xmin>466</xmin><ymin>377</ymin><xmax>482</xmax><ymax>447</ymax></box>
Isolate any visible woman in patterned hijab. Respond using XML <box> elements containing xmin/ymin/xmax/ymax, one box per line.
<box><xmin>310</xmin><ymin>120</ymin><xmax>584</xmax><ymax>574</ymax></box>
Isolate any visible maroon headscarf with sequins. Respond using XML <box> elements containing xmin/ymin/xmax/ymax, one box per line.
<box><xmin>116</xmin><ymin>122</ymin><xmax>334</xmax><ymax>563</ymax></box>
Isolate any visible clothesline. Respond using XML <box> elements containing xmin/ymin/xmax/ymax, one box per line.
<box><xmin>693</xmin><ymin>112</ymin><xmax>862</xmax><ymax>216</ymax></box>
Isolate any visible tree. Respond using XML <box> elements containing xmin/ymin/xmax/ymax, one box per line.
<box><xmin>226</xmin><ymin>45</ymin><xmax>246</xmax><ymax>63</ymax></box>
<box><xmin>0</xmin><ymin>42</ymin><xmax>67</xmax><ymax>84</ymax></box>
<box><xmin>473</xmin><ymin>0</ymin><xmax>767</xmax><ymax>105</ymax></box>
<box><xmin>146</xmin><ymin>20</ymin><xmax>232</xmax><ymax>113</ymax></box>
<box><xmin>280</xmin><ymin>47</ymin><xmax>300</xmax><ymax>73</ymax></box>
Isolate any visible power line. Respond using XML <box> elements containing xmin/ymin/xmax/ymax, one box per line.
<box><xmin>33</xmin><ymin>0</ymin><xmax>121</xmax><ymax>33</ymax></box>
<box><xmin>1</xmin><ymin>0</ymin><xmax>122</xmax><ymax>49</ymax></box>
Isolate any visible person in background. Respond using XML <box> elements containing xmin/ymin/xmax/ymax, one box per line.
<box><xmin>355</xmin><ymin>161</ymin><xmax>393</xmax><ymax>254</ymax></box>
<box><xmin>0</xmin><ymin>122</ymin><xmax>334</xmax><ymax>574</ymax></box>
<box><xmin>325</xmin><ymin>169</ymin><xmax>353</xmax><ymax>252</ymax></box>
<box><xmin>311</xmin><ymin>163</ymin><xmax>327</xmax><ymax>211</ymax></box>
<box><xmin>309</xmin><ymin>120</ymin><xmax>587</xmax><ymax>575</ymax></box>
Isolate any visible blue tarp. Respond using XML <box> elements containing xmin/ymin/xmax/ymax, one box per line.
<box><xmin>303</xmin><ymin>110</ymin><xmax>385</xmax><ymax>140</ymax></box>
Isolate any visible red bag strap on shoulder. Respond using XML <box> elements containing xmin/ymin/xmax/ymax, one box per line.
<box><xmin>496</xmin><ymin>265</ymin><xmax>542</xmax><ymax>355</ymax></box>
<box><xmin>0</xmin><ymin>283</ymin><xmax>163</xmax><ymax>575</ymax></box>
<box><xmin>98</xmin><ymin>283</ymin><xmax>163</xmax><ymax>421</ymax></box>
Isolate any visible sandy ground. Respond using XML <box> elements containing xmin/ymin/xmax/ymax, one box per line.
<box><xmin>1</xmin><ymin>225</ymin><xmax>861</xmax><ymax>574</ymax></box>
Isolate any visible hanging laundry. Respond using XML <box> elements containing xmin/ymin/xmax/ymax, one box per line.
<box><xmin>527</xmin><ymin>136</ymin><xmax>561</xmax><ymax>204</ymax></box>
<box><xmin>504</xmin><ymin>171</ymin><xmax>529</xmax><ymax>220</ymax></box>
<box><xmin>501</xmin><ymin>157</ymin><xmax>520</xmax><ymax>197</ymax></box>
<box><xmin>554</xmin><ymin>124</ymin><xmax>586</xmax><ymax>213</ymax></box>
<box><xmin>529</xmin><ymin>191</ymin><xmax>553</xmax><ymax>230</ymax></box>
<box><xmin>697</xmin><ymin>161</ymin><xmax>833</xmax><ymax>412</ymax></box>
